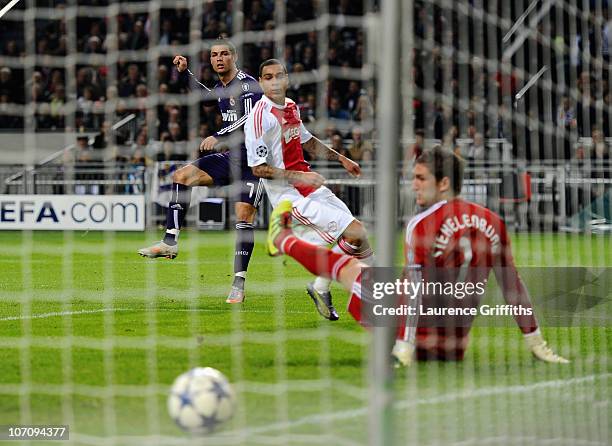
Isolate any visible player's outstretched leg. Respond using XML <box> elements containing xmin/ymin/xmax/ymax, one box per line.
<box><xmin>268</xmin><ymin>201</ymin><xmax>355</xmax><ymax>279</ymax></box>
<box><xmin>138</xmin><ymin>182</ymin><xmax>191</xmax><ymax>259</ymax></box>
<box><xmin>268</xmin><ymin>200</ymin><xmax>353</xmax><ymax>320</ymax></box>
<box><xmin>138</xmin><ymin>164</ymin><xmax>212</xmax><ymax>259</ymax></box>
<box><xmin>268</xmin><ymin>202</ymin><xmax>415</xmax><ymax>364</ymax></box>
<box><xmin>308</xmin><ymin>222</ymin><xmax>373</xmax><ymax>321</ymax></box>
<box><xmin>267</xmin><ymin>200</ymin><xmax>293</xmax><ymax>256</ymax></box>
<box><xmin>306</xmin><ymin>282</ymin><xmax>339</xmax><ymax>321</ymax></box>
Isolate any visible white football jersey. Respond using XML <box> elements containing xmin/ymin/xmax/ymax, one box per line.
<box><xmin>245</xmin><ymin>94</ymin><xmax>314</xmax><ymax>206</ymax></box>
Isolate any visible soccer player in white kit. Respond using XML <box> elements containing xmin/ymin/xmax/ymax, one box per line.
<box><xmin>244</xmin><ymin>59</ymin><xmax>374</xmax><ymax>320</ymax></box>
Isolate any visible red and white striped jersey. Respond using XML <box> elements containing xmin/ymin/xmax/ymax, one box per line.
<box><xmin>245</xmin><ymin>95</ymin><xmax>314</xmax><ymax>206</ymax></box>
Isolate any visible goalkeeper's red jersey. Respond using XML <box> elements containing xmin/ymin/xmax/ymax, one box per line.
<box><xmin>403</xmin><ymin>198</ymin><xmax>538</xmax><ymax>359</ymax></box>
<box><xmin>405</xmin><ymin>198</ymin><xmax>514</xmax><ymax>268</ymax></box>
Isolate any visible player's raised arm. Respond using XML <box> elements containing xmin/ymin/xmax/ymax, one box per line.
<box><xmin>173</xmin><ymin>55</ymin><xmax>188</xmax><ymax>72</ymax></box>
<box><xmin>302</xmin><ymin>136</ymin><xmax>361</xmax><ymax>177</ymax></box>
<box><xmin>173</xmin><ymin>54</ymin><xmax>215</xmax><ymax>96</ymax></box>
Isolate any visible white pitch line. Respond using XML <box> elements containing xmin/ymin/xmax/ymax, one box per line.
<box><xmin>0</xmin><ymin>0</ymin><xmax>21</xmax><ymax>19</ymax></box>
<box><xmin>228</xmin><ymin>373</ymin><xmax>611</xmax><ymax>437</ymax></box>
<box><xmin>449</xmin><ymin>436</ymin><xmax>606</xmax><ymax>446</ymax></box>
<box><xmin>64</xmin><ymin>373</ymin><xmax>610</xmax><ymax>446</ymax></box>
<box><xmin>0</xmin><ymin>308</ymin><xmax>133</xmax><ymax>321</ymax></box>
<box><xmin>0</xmin><ymin>306</ymin><xmax>318</xmax><ymax>322</ymax></box>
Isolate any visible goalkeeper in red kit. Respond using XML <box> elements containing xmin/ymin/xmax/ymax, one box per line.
<box><xmin>266</xmin><ymin>146</ymin><xmax>569</xmax><ymax>366</ymax></box>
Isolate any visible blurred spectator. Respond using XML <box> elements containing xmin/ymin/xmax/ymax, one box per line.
<box><xmin>247</xmin><ymin>1</ymin><xmax>271</xmax><ymax>30</ymax></box>
<box><xmin>587</xmin><ymin>128</ymin><xmax>611</xmax><ymax>202</ymax></box>
<box><xmin>443</xmin><ymin>125</ymin><xmax>459</xmax><ymax>152</ymax></box>
<box><xmin>352</xmin><ymin>93</ymin><xmax>374</xmax><ymax>126</ymax></box>
<box><xmin>433</xmin><ymin>102</ymin><xmax>451</xmax><ymax>140</ymax></box>
<box><xmin>557</xmin><ymin>96</ymin><xmax>577</xmax><ymax>129</ymax></box>
<box><xmin>300</xmin><ymin>93</ymin><xmax>317</xmax><ymax>123</ymax></box>
<box><xmin>92</xmin><ymin>121</ymin><xmax>112</xmax><ymax>149</ymax></box>
<box><xmin>0</xmin><ymin>68</ymin><xmax>18</xmax><ymax>103</ymax></box>
<box><xmin>168</xmin><ymin>122</ymin><xmax>185</xmax><ymax>142</ymax></box>
<box><xmin>590</xmin><ymin>128</ymin><xmax>610</xmax><ymax>163</ymax></box>
<box><xmin>135</xmin><ymin>84</ymin><xmax>148</xmax><ymax>117</ymax></box>
<box><xmin>119</xmin><ymin>64</ymin><xmax>145</xmax><ymax>97</ymax></box>
<box><xmin>602</xmin><ymin>91</ymin><xmax>611</xmax><ymax>137</ymax></box>
<box><xmin>77</xmin><ymin>86</ymin><xmax>96</xmax><ymax>128</ymax></box>
<box><xmin>345</xmin><ymin>126</ymin><xmax>373</xmax><ymax>162</ymax></box>
<box><xmin>202</xmin><ymin>1</ymin><xmax>220</xmax><ymax>30</ymax></box>
<box><xmin>73</xmin><ymin>135</ymin><xmax>103</xmax><ymax>195</ymax></box>
<box><xmin>463</xmin><ymin>133</ymin><xmax>501</xmax><ymax>164</ymax></box>
<box><xmin>159</xmin><ymin>19</ymin><xmax>174</xmax><ymax>45</ymax></box>
<box><xmin>130</xmin><ymin>147</ymin><xmax>148</xmax><ymax>165</ymax></box>
<box><xmin>49</xmin><ymin>84</ymin><xmax>66</xmax><ymax>129</ymax></box>
<box><xmin>405</xmin><ymin>129</ymin><xmax>425</xmax><ymax>162</ymax></box>
<box><xmin>402</xmin><ymin>129</ymin><xmax>425</xmax><ymax>178</ymax></box>
<box><xmin>329</xmin><ymin>134</ymin><xmax>345</xmax><ymax>161</ymax></box>
<box><xmin>283</xmin><ymin>45</ymin><xmax>295</xmax><ymax>72</ymax></box>
<box><xmin>85</xmin><ymin>36</ymin><xmax>104</xmax><ymax>54</ymax></box>
<box><xmin>128</xmin><ymin>20</ymin><xmax>148</xmax><ymax>50</ymax></box>
<box><xmin>3</xmin><ymin>40</ymin><xmax>21</xmax><ymax>57</ymax></box>
<box><xmin>557</xmin><ymin>95</ymin><xmax>578</xmax><ymax>159</ymax></box>
<box><xmin>328</xmin><ymin>96</ymin><xmax>350</xmax><ymax>121</ymax></box>
<box><xmin>83</xmin><ymin>20</ymin><xmax>105</xmax><ymax>49</ymax></box>
<box><xmin>75</xmin><ymin>135</ymin><xmax>92</xmax><ymax>163</ymax></box>
<box><xmin>130</xmin><ymin>130</ymin><xmax>149</xmax><ymax>154</ymax></box>
<box><xmin>158</xmin><ymin>64</ymin><xmax>170</xmax><ymax>86</ymax></box>
<box><xmin>345</xmin><ymin>81</ymin><xmax>361</xmax><ymax>116</ymax></box>
<box><xmin>48</xmin><ymin>69</ymin><xmax>65</xmax><ymax>95</ymax></box>
<box><xmin>127</xmin><ymin>147</ymin><xmax>148</xmax><ymax>191</ymax></box>
<box><xmin>324</xmin><ymin>124</ymin><xmax>340</xmax><ymax>141</ymax></box>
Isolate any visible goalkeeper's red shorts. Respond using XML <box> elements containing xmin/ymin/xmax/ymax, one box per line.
<box><xmin>414</xmin><ymin>327</ymin><xmax>470</xmax><ymax>361</ymax></box>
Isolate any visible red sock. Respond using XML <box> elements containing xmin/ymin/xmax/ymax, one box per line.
<box><xmin>277</xmin><ymin>234</ymin><xmax>353</xmax><ymax>281</ymax></box>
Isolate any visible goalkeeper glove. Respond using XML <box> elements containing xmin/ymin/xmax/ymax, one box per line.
<box><xmin>392</xmin><ymin>340</ymin><xmax>415</xmax><ymax>368</ymax></box>
<box><xmin>524</xmin><ymin>331</ymin><xmax>570</xmax><ymax>364</ymax></box>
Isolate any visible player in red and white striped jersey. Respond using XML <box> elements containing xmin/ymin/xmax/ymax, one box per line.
<box><xmin>267</xmin><ymin>146</ymin><xmax>568</xmax><ymax>366</ymax></box>
<box><xmin>244</xmin><ymin>59</ymin><xmax>374</xmax><ymax>321</ymax></box>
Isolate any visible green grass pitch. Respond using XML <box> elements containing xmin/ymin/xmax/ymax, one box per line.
<box><xmin>0</xmin><ymin>231</ymin><xmax>610</xmax><ymax>445</ymax></box>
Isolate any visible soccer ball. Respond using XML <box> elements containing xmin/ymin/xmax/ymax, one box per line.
<box><xmin>167</xmin><ymin>367</ymin><xmax>236</xmax><ymax>435</ymax></box>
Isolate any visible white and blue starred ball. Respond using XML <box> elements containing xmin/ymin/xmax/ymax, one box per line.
<box><xmin>167</xmin><ymin>367</ymin><xmax>236</xmax><ymax>435</ymax></box>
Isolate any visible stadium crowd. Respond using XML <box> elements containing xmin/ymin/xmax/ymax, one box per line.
<box><xmin>0</xmin><ymin>0</ymin><xmax>374</xmax><ymax>165</ymax></box>
<box><xmin>0</xmin><ymin>0</ymin><xmax>610</xmax><ymax>164</ymax></box>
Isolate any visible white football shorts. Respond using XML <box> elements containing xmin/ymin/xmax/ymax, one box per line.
<box><xmin>289</xmin><ymin>186</ymin><xmax>355</xmax><ymax>246</ymax></box>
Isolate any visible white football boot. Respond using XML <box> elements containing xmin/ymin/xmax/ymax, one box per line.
<box><xmin>137</xmin><ymin>241</ymin><xmax>178</xmax><ymax>259</ymax></box>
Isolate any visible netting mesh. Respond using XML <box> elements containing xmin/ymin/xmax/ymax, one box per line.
<box><xmin>0</xmin><ymin>1</ymin><xmax>610</xmax><ymax>445</ymax></box>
